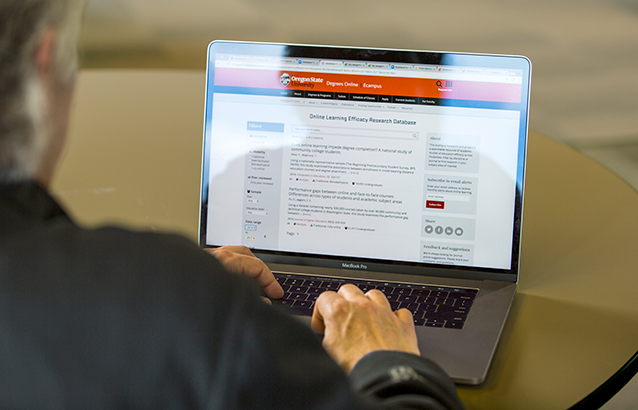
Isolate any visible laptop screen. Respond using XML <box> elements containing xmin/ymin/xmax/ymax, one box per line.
<box><xmin>200</xmin><ymin>41</ymin><xmax>531</xmax><ymax>280</ymax></box>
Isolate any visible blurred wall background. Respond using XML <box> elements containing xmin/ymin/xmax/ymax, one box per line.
<box><xmin>79</xmin><ymin>0</ymin><xmax>638</xmax><ymax>151</ymax></box>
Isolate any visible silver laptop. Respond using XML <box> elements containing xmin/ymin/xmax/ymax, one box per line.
<box><xmin>199</xmin><ymin>40</ymin><xmax>531</xmax><ymax>385</ymax></box>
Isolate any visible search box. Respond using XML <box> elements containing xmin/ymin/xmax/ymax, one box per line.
<box><xmin>292</xmin><ymin>125</ymin><xmax>418</xmax><ymax>141</ymax></box>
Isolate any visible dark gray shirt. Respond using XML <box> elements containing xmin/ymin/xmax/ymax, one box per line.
<box><xmin>0</xmin><ymin>182</ymin><xmax>464</xmax><ymax>410</ymax></box>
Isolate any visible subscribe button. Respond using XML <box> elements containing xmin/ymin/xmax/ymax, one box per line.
<box><xmin>426</xmin><ymin>200</ymin><xmax>445</xmax><ymax>209</ymax></box>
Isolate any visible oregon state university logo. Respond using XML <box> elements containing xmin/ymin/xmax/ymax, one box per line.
<box><xmin>280</xmin><ymin>73</ymin><xmax>291</xmax><ymax>86</ymax></box>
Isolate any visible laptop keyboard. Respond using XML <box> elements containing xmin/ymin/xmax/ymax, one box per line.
<box><xmin>273</xmin><ymin>272</ymin><xmax>477</xmax><ymax>330</ymax></box>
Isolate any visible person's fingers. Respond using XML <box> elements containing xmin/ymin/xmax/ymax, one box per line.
<box><xmin>206</xmin><ymin>247</ymin><xmax>284</xmax><ymax>299</ymax></box>
<box><xmin>238</xmin><ymin>257</ymin><xmax>283</xmax><ymax>299</ymax></box>
<box><xmin>395</xmin><ymin>307</ymin><xmax>414</xmax><ymax>323</ymax></box>
<box><xmin>364</xmin><ymin>289</ymin><xmax>392</xmax><ymax>309</ymax></box>
<box><xmin>311</xmin><ymin>290</ymin><xmax>340</xmax><ymax>334</ymax></box>
<box><xmin>335</xmin><ymin>283</ymin><xmax>366</xmax><ymax>300</ymax></box>
<box><xmin>395</xmin><ymin>308</ymin><xmax>421</xmax><ymax>354</ymax></box>
<box><xmin>213</xmin><ymin>245</ymin><xmax>254</xmax><ymax>257</ymax></box>
<box><xmin>313</xmin><ymin>285</ymin><xmax>371</xmax><ymax>335</ymax></box>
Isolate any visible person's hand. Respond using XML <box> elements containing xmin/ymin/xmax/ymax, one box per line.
<box><xmin>205</xmin><ymin>246</ymin><xmax>284</xmax><ymax>300</ymax></box>
<box><xmin>311</xmin><ymin>284</ymin><xmax>420</xmax><ymax>374</ymax></box>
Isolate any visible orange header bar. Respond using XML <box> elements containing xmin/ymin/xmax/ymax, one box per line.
<box><xmin>215</xmin><ymin>68</ymin><xmax>522</xmax><ymax>103</ymax></box>
<box><xmin>280</xmin><ymin>71</ymin><xmax>437</xmax><ymax>96</ymax></box>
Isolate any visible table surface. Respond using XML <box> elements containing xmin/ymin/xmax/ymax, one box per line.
<box><xmin>51</xmin><ymin>70</ymin><xmax>638</xmax><ymax>410</ymax></box>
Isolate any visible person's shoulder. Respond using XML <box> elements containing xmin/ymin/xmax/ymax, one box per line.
<box><xmin>89</xmin><ymin>225</ymin><xmax>204</xmax><ymax>256</ymax></box>
<box><xmin>14</xmin><ymin>221</ymin><xmax>234</xmax><ymax>293</ymax></box>
<box><xmin>38</xmin><ymin>222</ymin><xmax>201</xmax><ymax>260</ymax></box>
<box><xmin>76</xmin><ymin>225</ymin><xmax>224</xmax><ymax>276</ymax></box>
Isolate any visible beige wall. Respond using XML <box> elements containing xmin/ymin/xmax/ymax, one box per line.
<box><xmin>80</xmin><ymin>0</ymin><xmax>638</xmax><ymax>147</ymax></box>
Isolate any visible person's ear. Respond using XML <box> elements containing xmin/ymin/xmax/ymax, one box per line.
<box><xmin>35</xmin><ymin>28</ymin><xmax>57</xmax><ymax>77</ymax></box>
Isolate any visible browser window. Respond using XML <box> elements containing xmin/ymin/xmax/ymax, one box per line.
<box><xmin>204</xmin><ymin>51</ymin><xmax>525</xmax><ymax>271</ymax></box>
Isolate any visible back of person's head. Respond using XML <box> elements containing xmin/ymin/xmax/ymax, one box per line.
<box><xmin>0</xmin><ymin>0</ymin><xmax>84</xmax><ymax>183</ymax></box>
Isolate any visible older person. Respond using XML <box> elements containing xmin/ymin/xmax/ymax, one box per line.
<box><xmin>0</xmin><ymin>1</ymin><xmax>464</xmax><ymax>409</ymax></box>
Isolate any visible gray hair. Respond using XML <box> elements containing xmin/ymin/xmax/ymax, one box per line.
<box><xmin>0</xmin><ymin>0</ymin><xmax>84</xmax><ymax>183</ymax></box>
